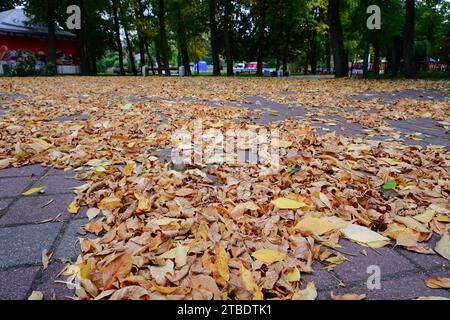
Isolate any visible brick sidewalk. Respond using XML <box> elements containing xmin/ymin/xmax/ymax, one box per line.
<box><xmin>0</xmin><ymin>89</ymin><xmax>448</xmax><ymax>300</ymax></box>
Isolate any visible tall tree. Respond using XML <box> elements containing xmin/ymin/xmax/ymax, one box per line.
<box><xmin>119</xmin><ymin>0</ymin><xmax>138</xmax><ymax>75</ymax></box>
<box><xmin>404</xmin><ymin>0</ymin><xmax>416</xmax><ymax>78</ymax></box>
<box><xmin>158</xmin><ymin>0</ymin><xmax>171</xmax><ymax>75</ymax></box>
<box><xmin>112</xmin><ymin>0</ymin><xmax>125</xmax><ymax>75</ymax></box>
<box><xmin>47</xmin><ymin>0</ymin><xmax>56</xmax><ymax>66</ymax></box>
<box><xmin>223</xmin><ymin>0</ymin><xmax>233</xmax><ymax>76</ymax></box>
<box><xmin>174</xmin><ymin>0</ymin><xmax>191</xmax><ymax>75</ymax></box>
<box><xmin>209</xmin><ymin>0</ymin><xmax>221</xmax><ymax>75</ymax></box>
<box><xmin>328</xmin><ymin>0</ymin><xmax>348</xmax><ymax>77</ymax></box>
<box><xmin>255</xmin><ymin>0</ymin><xmax>268</xmax><ymax>76</ymax></box>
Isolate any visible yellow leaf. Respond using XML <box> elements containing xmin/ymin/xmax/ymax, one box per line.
<box><xmin>239</xmin><ymin>265</ymin><xmax>263</xmax><ymax>300</ymax></box>
<box><xmin>22</xmin><ymin>187</ymin><xmax>45</xmax><ymax>196</ymax></box>
<box><xmin>413</xmin><ymin>209</ymin><xmax>436</xmax><ymax>224</ymax></box>
<box><xmin>98</xmin><ymin>196</ymin><xmax>123</xmax><ymax>211</ymax></box>
<box><xmin>215</xmin><ymin>245</ymin><xmax>230</xmax><ymax>282</ymax></box>
<box><xmin>68</xmin><ymin>200</ymin><xmax>80</xmax><ymax>214</ymax></box>
<box><xmin>197</xmin><ymin>221</ymin><xmax>209</xmax><ymax>241</ymax></box>
<box><xmin>292</xmin><ymin>282</ymin><xmax>317</xmax><ymax>300</ymax></box>
<box><xmin>295</xmin><ymin>217</ymin><xmax>339</xmax><ymax>236</ymax></box>
<box><xmin>286</xmin><ymin>268</ymin><xmax>301</xmax><ymax>282</ymax></box>
<box><xmin>123</xmin><ymin>161</ymin><xmax>135</xmax><ymax>176</ymax></box>
<box><xmin>271</xmin><ymin>198</ymin><xmax>306</xmax><ymax>210</ymax></box>
<box><xmin>252</xmin><ymin>249</ymin><xmax>286</xmax><ymax>264</ymax></box>
<box><xmin>28</xmin><ymin>138</ymin><xmax>53</xmax><ymax>154</ymax></box>
<box><xmin>394</xmin><ymin>216</ymin><xmax>430</xmax><ymax>233</ymax></box>
<box><xmin>135</xmin><ymin>193</ymin><xmax>152</xmax><ymax>213</ymax></box>
<box><xmin>28</xmin><ymin>291</ymin><xmax>44</xmax><ymax>300</ymax></box>
<box><xmin>279</xmin><ymin>140</ymin><xmax>293</xmax><ymax>148</ymax></box>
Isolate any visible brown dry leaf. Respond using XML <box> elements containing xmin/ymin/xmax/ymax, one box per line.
<box><xmin>425</xmin><ymin>277</ymin><xmax>450</xmax><ymax>289</ymax></box>
<box><xmin>109</xmin><ymin>286</ymin><xmax>150</xmax><ymax>300</ymax></box>
<box><xmin>98</xmin><ymin>196</ymin><xmax>123</xmax><ymax>211</ymax></box>
<box><xmin>295</xmin><ymin>217</ymin><xmax>339</xmax><ymax>236</ymax></box>
<box><xmin>239</xmin><ymin>265</ymin><xmax>263</xmax><ymax>300</ymax></box>
<box><xmin>85</xmin><ymin>220</ymin><xmax>104</xmax><ymax>235</ymax></box>
<box><xmin>214</xmin><ymin>245</ymin><xmax>230</xmax><ymax>283</ymax></box>
<box><xmin>394</xmin><ymin>216</ymin><xmax>430</xmax><ymax>234</ymax></box>
<box><xmin>330</xmin><ymin>292</ymin><xmax>367</xmax><ymax>300</ymax></box>
<box><xmin>41</xmin><ymin>249</ymin><xmax>52</xmax><ymax>270</ymax></box>
<box><xmin>102</xmin><ymin>252</ymin><xmax>133</xmax><ymax>289</ymax></box>
<box><xmin>435</xmin><ymin>234</ymin><xmax>450</xmax><ymax>261</ymax></box>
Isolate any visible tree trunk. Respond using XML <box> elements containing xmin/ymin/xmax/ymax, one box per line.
<box><xmin>209</xmin><ymin>0</ymin><xmax>221</xmax><ymax>76</ymax></box>
<box><xmin>112</xmin><ymin>0</ymin><xmax>125</xmax><ymax>75</ymax></box>
<box><xmin>145</xmin><ymin>43</ymin><xmax>156</xmax><ymax>75</ymax></box>
<box><xmin>175</xmin><ymin>1</ymin><xmax>191</xmax><ymax>76</ymax></box>
<box><xmin>134</xmin><ymin>1</ymin><xmax>146</xmax><ymax>69</ymax></box>
<box><xmin>373</xmin><ymin>35</ymin><xmax>380</xmax><ymax>76</ymax></box>
<box><xmin>256</xmin><ymin>0</ymin><xmax>267</xmax><ymax>77</ymax></box>
<box><xmin>77</xmin><ymin>0</ymin><xmax>92</xmax><ymax>75</ymax></box>
<box><xmin>119</xmin><ymin>0</ymin><xmax>137</xmax><ymax>75</ymax></box>
<box><xmin>158</xmin><ymin>0</ymin><xmax>170</xmax><ymax>75</ymax></box>
<box><xmin>403</xmin><ymin>0</ymin><xmax>416</xmax><ymax>78</ymax></box>
<box><xmin>223</xmin><ymin>0</ymin><xmax>233</xmax><ymax>76</ymax></box>
<box><xmin>47</xmin><ymin>0</ymin><xmax>56</xmax><ymax>66</ymax></box>
<box><xmin>327</xmin><ymin>0</ymin><xmax>348</xmax><ymax>77</ymax></box>
<box><xmin>310</xmin><ymin>31</ymin><xmax>317</xmax><ymax>74</ymax></box>
<box><xmin>326</xmin><ymin>33</ymin><xmax>331</xmax><ymax>74</ymax></box>
<box><xmin>155</xmin><ymin>39</ymin><xmax>162</xmax><ymax>75</ymax></box>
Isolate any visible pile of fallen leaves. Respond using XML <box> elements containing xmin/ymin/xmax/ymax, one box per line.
<box><xmin>0</xmin><ymin>77</ymin><xmax>449</xmax><ymax>300</ymax></box>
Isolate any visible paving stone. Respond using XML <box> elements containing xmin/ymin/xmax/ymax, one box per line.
<box><xmin>0</xmin><ymin>266</ymin><xmax>40</xmax><ymax>300</ymax></box>
<box><xmin>35</xmin><ymin>262</ymin><xmax>75</xmax><ymax>300</ymax></box>
<box><xmin>0</xmin><ymin>165</ymin><xmax>46</xmax><ymax>178</ymax></box>
<box><xmin>395</xmin><ymin>234</ymin><xmax>449</xmax><ymax>271</ymax></box>
<box><xmin>332</xmin><ymin>240</ymin><xmax>417</xmax><ymax>283</ymax></box>
<box><xmin>0</xmin><ymin>177</ymin><xmax>33</xmax><ymax>198</ymax></box>
<box><xmin>54</xmin><ymin>218</ymin><xmax>89</xmax><ymax>261</ymax></box>
<box><xmin>31</xmin><ymin>175</ymin><xmax>84</xmax><ymax>195</ymax></box>
<box><xmin>331</xmin><ymin>271</ymin><xmax>450</xmax><ymax>300</ymax></box>
<box><xmin>0</xmin><ymin>195</ymin><xmax>75</xmax><ymax>225</ymax></box>
<box><xmin>0</xmin><ymin>198</ymin><xmax>13</xmax><ymax>212</ymax></box>
<box><xmin>301</xmin><ymin>263</ymin><xmax>343</xmax><ymax>291</ymax></box>
<box><xmin>0</xmin><ymin>222</ymin><xmax>63</xmax><ymax>268</ymax></box>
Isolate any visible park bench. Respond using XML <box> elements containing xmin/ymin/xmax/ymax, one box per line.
<box><xmin>142</xmin><ymin>66</ymin><xmax>180</xmax><ymax>76</ymax></box>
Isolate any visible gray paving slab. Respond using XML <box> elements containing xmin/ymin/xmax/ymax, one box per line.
<box><xmin>0</xmin><ymin>164</ymin><xmax>46</xmax><ymax>178</ymax></box>
<box><xmin>0</xmin><ymin>222</ymin><xmax>63</xmax><ymax>268</ymax></box>
<box><xmin>332</xmin><ymin>240</ymin><xmax>417</xmax><ymax>283</ymax></box>
<box><xmin>0</xmin><ymin>198</ymin><xmax>13</xmax><ymax>212</ymax></box>
<box><xmin>0</xmin><ymin>177</ymin><xmax>34</xmax><ymax>198</ymax></box>
<box><xmin>395</xmin><ymin>234</ymin><xmax>449</xmax><ymax>271</ymax></box>
<box><xmin>330</xmin><ymin>271</ymin><xmax>450</xmax><ymax>300</ymax></box>
<box><xmin>31</xmin><ymin>175</ymin><xmax>84</xmax><ymax>195</ymax></box>
<box><xmin>0</xmin><ymin>266</ymin><xmax>40</xmax><ymax>300</ymax></box>
<box><xmin>54</xmin><ymin>218</ymin><xmax>88</xmax><ymax>261</ymax></box>
<box><xmin>0</xmin><ymin>194</ymin><xmax>75</xmax><ymax>225</ymax></box>
<box><xmin>35</xmin><ymin>262</ymin><xmax>75</xmax><ymax>300</ymax></box>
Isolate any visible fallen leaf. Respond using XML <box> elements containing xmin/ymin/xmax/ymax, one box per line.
<box><xmin>22</xmin><ymin>187</ymin><xmax>45</xmax><ymax>196</ymax></box>
<box><xmin>286</xmin><ymin>268</ymin><xmax>301</xmax><ymax>282</ymax></box>
<box><xmin>394</xmin><ymin>216</ymin><xmax>429</xmax><ymax>234</ymax></box>
<box><xmin>160</xmin><ymin>244</ymin><xmax>189</xmax><ymax>267</ymax></box>
<box><xmin>28</xmin><ymin>291</ymin><xmax>44</xmax><ymax>300</ymax></box>
<box><xmin>425</xmin><ymin>277</ymin><xmax>450</xmax><ymax>289</ymax></box>
<box><xmin>215</xmin><ymin>245</ymin><xmax>230</xmax><ymax>282</ymax></box>
<box><xmin>292</xmin><ymin>282</ymin><xmax>317</xmax><ymax>300</ymax></box>
<box><xmin>41</xmin><ymin>249</ymin><xmax>52</xmax><ymax>270</ymax></box>
<box><xmin>239</xmin><ymin>265</ymin><xmax>263</xmax><ymax>300</ymax></box>
<box><xmin>413</xmin><ymin>209</ymin><xmax>436</xmax><ymax>224</ymax></box>
<box><xmin>0</xmin><ymin>158</ymin><xmax>14</xmax><ymax>169</ymax></box>
<box><xmin>109</xmin><ymin>286</ymin><xmax>150</xmax><ymax>300</ymax></box>
<box><xmin>67</xmin><ymin>200</ymin><xmax>80</xmax><ymax>214</ymax></box>
<box><xmin>330</xmin><ymin>292</ymin><xmax>366</xmax><ymax>300</ymax></box>
<box><xmin>103</xmin><ymin>252</ymin><xmax>133</xmax><ymax>289</ymax></box>
<box><xmin>252</xmin><ymin>249</ymin><xmax>286</xmax><ymax>264</ymax></box>
<box><xmin>382</xmin><ymin>179</ymin><xmax>397</xmax><ymax>190</ymax></box>
<box><xmin>98</xmin><ymin>196</ymin><xmax>123</xmax><ymax>211</ymax></box>
<box><xmin>272</xmin><ymin>198</ymin><xmax>306</xmax><ymax>210</ymax></box>
<box><xmin>342</xmin><ymin>224</ymin><xmax>390</xmax><ymax>248</ymax></box>
<box><xmin>86</xmin><ymin>208</ymin><xmax>100</xmax><ymax>220</ymax></box>
<box><xmin>435</xmin><ymin>234</ymin><xmax>450</xmax><ymax>261</ymax></box>
<box><xmin>295</xmin><ymin>217</ymin><xmax>339</xmax><ymax>236</ymax></box>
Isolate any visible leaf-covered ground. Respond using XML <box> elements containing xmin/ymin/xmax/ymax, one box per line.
<box><xmin>0</xmin><ymin>77</ymin><xmax>449</xmax><ymax>300</ymax></box>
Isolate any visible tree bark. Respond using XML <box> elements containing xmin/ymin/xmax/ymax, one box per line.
<box><xmin>256</xmin><ymin>0</ymin><xmax>267</xmax><ymax>76</ymax></box>
<box><xmin>175</xmin><ymin>1</ymin><xmax>191</xmax><ymax>76</ymax></box>
<box><xmin>223</xmin><ymin>0</ymin><xmax>233</xmax><ymax>76</ymax></box>
<box><xmin>327</xmin><ymin>0</ymin><xmax>348</xmax><ymax>77</ymax></box>
<box><xmin>47</xmin><ymin>0</ymin><xmax>56</xmax><ymax>66</ymax></box>
<box><xmin>403</xmin><ymin>0</ymin><xmax>416</xmax><ymax>78</ymax></box>
<box><xmin>209</xmin><ymin>0</ymin><xmax>221</xmax><ymax>75</ymax></box>
<box><xmin>158</xmin><ymin>0</ymin><xmax>171</xmax><ymax>75</ymax></box>
<box><xmin>373</xmin><ymin>35</ymin><xmax>380</xmax><ymax>75</ymax></box>
<box><xmin>77</xmin><ymin>0</ymin><xmax>92</xmax><ymax>75</ymax></box>
<box><xmin>326</xmin><ymin>32</ymin><xmax>331</xmax><ymax>74</ymax></box>
<box><xmin>119</xmin><ymin>1</ymin><xmax>137</xmax><ymax>76</ymax></box>
<box><xmin>112</xmin><ymin>0</ymin><xmax>125</xmax><ymax>75</ymax></box>
<box><xmin>145</xmin><ymin>43</ymin><xmax>156</xmax><ymax>75</ymax></box>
